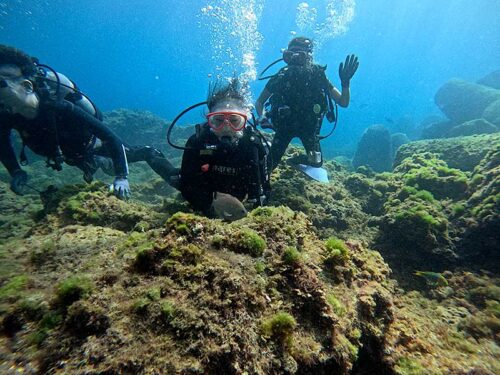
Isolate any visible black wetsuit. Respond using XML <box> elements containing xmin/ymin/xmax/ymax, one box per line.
<box><xmin>265</xmin><ymin>63</ymin><xmax>333</xmax><ymax>169</ymax></box>
<box><xmin>179</xmin><ymin>124</ymin><xmax>271</xmax><ymax>213</ymax></box>
<box><xmin>0</xmin><ymin>99</ymin><xmax>172</xmax><ymax>182</ymax></box>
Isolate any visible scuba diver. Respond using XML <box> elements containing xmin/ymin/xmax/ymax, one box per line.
<box><xmin>0</xmin><ymin>44</ymin><xmax>171</xmax><ymax>199</ymax></box>
<box><xmin>165</xmin><ymin>78</ymin><xmax>271</xmax><ymax>220</ymax></box>
<box><xmin>255</xmin><ymin>36</ymin><xmax>359</xmax><ymax>182</ymax></box>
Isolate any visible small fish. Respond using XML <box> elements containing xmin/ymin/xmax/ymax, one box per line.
<box><xmin>212</xmin><ymin>192</ymin><xmax>247</xmax><ymax>222</ymax></box>
<box><xmin>384</xmin><ymin>117</ymin><xmax>394</xmax><ymax>124</ymax></box>
<box><xmin>358</xmin><ymin>103</ymin><xmax>368</xmax><ymax>109</ymax></box>
<box><xmin>414</xmin><ymin>271</ymin><xmax>448</xmax><ymax>287</ymax></box>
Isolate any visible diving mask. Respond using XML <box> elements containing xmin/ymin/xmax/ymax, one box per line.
<box><xmin>207</xmin><ymin>111</ymin><xmax>247</xmax><ymax>131</ymax></box>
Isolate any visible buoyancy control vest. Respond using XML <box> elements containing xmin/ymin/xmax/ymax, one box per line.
<box><xmin>268</xmin><ymin>63</ymin><xmax>331</xmax><ymax>125</ymax></box>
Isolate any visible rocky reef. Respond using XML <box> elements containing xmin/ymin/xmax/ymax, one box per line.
<box><xmin>0</xmin><ymin>111</ymin><xmax>498</xmax><ymax>374</ymax></box>
<box><xmin>422</xmin><ymin>73</ymin><xmax>500</xmax><ymax>139</ymax></box>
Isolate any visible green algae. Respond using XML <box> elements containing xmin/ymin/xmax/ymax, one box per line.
<box><xmin>395</xmin><ymin>356</ymin><xmax>426</xmax><ymax>375</ymax></box>
<box><xmin>232</xmin><ymin>228</ymin><xmax>266</xmax><ymax>257</ymax></box>
<box><xmin>55</xmin><ymin>275</ymin><xmax>92</xmax><ymax>306</ymax></box>
<box><xmin>261</xmin><ymin>311</ymin><xmax>297</xmax><ymax>347</ymax></box>
<box><xmin>0</xmin><ymin>275</ymin><xmax>29</xmax><ymax>302</ymax></box>
<box><xmin>325</xmin><ymin>237</ymin><xmax>349</xmax><ymax>260</ymax></box>
<box><xmin>282</xmin><ymin>247</ymin><xmax>302</xmax><ymax>266</ymax></box>
<box><xmin>326</xmin><ymin>293</ymin><xmax>346</xmax><ymax>316</ymax></box>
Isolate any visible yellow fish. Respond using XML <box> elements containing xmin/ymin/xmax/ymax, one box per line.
<box><xmin>414</xmin><ymin>271</ymin><xmax>448</xmax><ymax>287</ymax></box>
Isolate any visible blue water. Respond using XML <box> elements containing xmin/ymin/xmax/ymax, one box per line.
<box><xmin>2</xmin><ymin>0</ymin><xmax>499</xmax><ymax>155</ymax></box>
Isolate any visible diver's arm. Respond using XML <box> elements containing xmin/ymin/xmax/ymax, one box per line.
<box><xmin>49</xmin><ymin>100</ymin><xmax>129</xmax><ymax>177</ymax></box>
<box><xmin>334</xmin><ymin>54</ymin><xmax>359</xmax><ymax>108</ymax></box>
<box><xmin>179</xmin><ymin>136</ymin><xmax>213</xmax><ymax>212</ymax></box>
<box><xmin>255</xmin><ymin>88</ymin><xmax>272</xmax><ymax>116</ymax></box>
<box><xmin>0</xmin><ymin>123</ymin><xmax>22</xmax><ymax>176</ymax></box>
<box><xmin>328</xmin><ymin>82</ymin><xmax>350</xmax><ymax>108</ymax></box>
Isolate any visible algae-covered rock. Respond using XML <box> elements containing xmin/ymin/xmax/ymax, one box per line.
<box><xmin>391</xmin><ymin>132</ymin><xmax>410</xmax><ymax>159</ymax></box>
<box><xmin>483</xmin><ymin>99</ymin><xmax>500</xmax><ymax>126</ymax></box>
<box><xmin>37</xmin><ymin>182</ymin><xmax>165</xmax><ymax>232</ymax></box>
<box><xmin>0</xmin><ymin>205</ymin><xmax>398</xmax><ymax>374</ymax></box>
<box><xmin>393</xmin><ymin>152</ymin><xmax>468</xmax><ymax>200</ymax></box>
<box><xmin>477</xmin><ymin>69</ymin><xmax>500</xmax><ymax>89</ymax></box>
<box><xmin>353</xmin><ymin>124</ymin><xmax>393</xmax><ymax>172</ymax></box>
<box><xmin>420</xmin><ymin>119</ymin><xmax>454</xmax><ymax>139</ymax></box>
<box><xmin>453</xmin><ymin>147</ymin><xmax>500</xmax><ymax>272</ymax></box>
<box><xmin>447</xmin><ymin>118</ymin><xmax>498</xmax><ymax>138</ymax></box>
<box><xmin>383</xmin><ymin>272</ymin><xmax>499</xmax><ymax>375</ymax></box>
<box><xmin>394</xmin><ymin>133</ymin><xmax>500</xmax><ymax>171</ymax></box>
<box><xmin>376</xmin><ymin>184</ymin><xmax>455</xmax><ymax>270</ymax></box>
<box><xmin>435</xmin><ymin>79</ymin><xmax>500</xmax><ymax>124</ymax></box>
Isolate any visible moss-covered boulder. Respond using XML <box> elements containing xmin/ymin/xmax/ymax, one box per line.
<box><xmin>447</xmin><ymin>118</ymin><xmax>498</xmax><ymax>138</ymax></box>
<box><xmin>353</xmin><ymin>124</ymin><xmax>393</xmax><ymax>172</ymax></box>
<box><xmin>453</xmin><ymin>147</ymin><xmax>500</xmax><ymax>272</ymax></box>
<box><xmin>38</xmin><ymin>182</ymin><xmax>165</xmax><ymax>232</ymax></box>
<box><xmin>393</xmin><ymin>152</ymin><xmax>468</xmax><ymax>200</ymax></box>
<box><xmin>435</xmin><ymin>79</ymin><xmax>500</xmax><ymax>124</ymax></box>
<box><xmin>376</xmin><ymin>184</ymin><xmax>455</xmax><ymax>270</ymax></box>
<box><xmin>483</xmin><ymin>98</ymin><xmax>500</xmax><ymax>126</ymax></box>
<box><xmin>394</xmin><ymin>133</ymin><xmax>500</xmax><ymax>171</ymax></box>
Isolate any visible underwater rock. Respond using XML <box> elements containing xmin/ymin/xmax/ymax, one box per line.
<box><xmin>104</xmin><ymin>108</ymin><xmax>194</xmax><ymax>159</ymax></box>
<box><xmin>420</xmin><ymin>119</ymin><xmax>455</xmax><ymax>139</ymax></box>
<box><xmin>453</xmin><ymin>147</ymin><xmax>500</xmax><ymax>272</ymax></box>
<box><xmin>104</xmin><ymin>108</ymin><xmax>170</xmax><ymax>149</ymax></box>
<box><xmin>270</xmin><ymin>150</ymin><xmax>370</xmax><ymax>239</ymax></box>
<box><xmin>0</xmin><ymin>205</ymin><xmax>400</xmax><ymax>374</ymax></box>
<box><xmin>435</xmin><ymin>79</ymin><xmax>500</xmax><ymax>124</ymax></box>
<box><xmin>390</xmin><ymin>132</ymin><xmax>410</xmax><ymax>159</ymax></box>
<box><xmin>394</xmin><ymin>133</ymin><xmax>500</xmax><ymax>171</ymax></box>
<box><xmin>483</xmin><ymin>99</ymin><xmax>500</xmax><ymax>126</ymax></box>
<box><xmin>383</xmin><ymin>272</ymin><xmax>499</xmax><ymax>375</ymax></box>
<box><xmin>477</xmin><ymin>69</ymin><xmax>500</xmax><ymax>89</ymax></box>
<box><xmin>394</xmin><ymin>152</ymin><xmax>469</xmax><ymax>200</ymax></box>
<box><xmin>353</xmin><ymin>125</ymin><xmax>393</xmax><ymax>173</ymax></box>
<box><xmin>37</xmin><ymin>182</ymin><xmax>165</xmax><ymax>232</ymax></box>
<box><xmin>446</xmin><ymin>118</ymin><xmax>498</xmax><ymax>138</ymax></box>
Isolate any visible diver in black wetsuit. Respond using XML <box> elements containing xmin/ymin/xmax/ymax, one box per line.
<box><xmin>255</xmin><ymin>36</ymin><xmax>359</xmax><ymax>172</ymax></box>
<box><xmin>166</xmin><ymin>78</ymin><xmax>271</xmax><ymax>218</ymax></box>
<box><xmin>0</xmin><ymin>44</ymin><xmax>170</xmax><ymax>199</ymax></box>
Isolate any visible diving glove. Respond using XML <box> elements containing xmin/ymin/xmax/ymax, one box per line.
<box><xmin>10</xmin><ymin>169</ymin><xmax>28</xmax><ymax>195</ymax></box>
<box><xmin>339</xmin><ymin>54</ymin><xmax>359</xmax><ymax>87</ymax></box>
<box><xmin>110</xmin><ymin>177</ymin><xmax>131</xmax><ymax>200</ymax></box>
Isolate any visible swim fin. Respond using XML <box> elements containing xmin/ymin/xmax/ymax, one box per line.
<box><xmin>294</xmin><ymin>164</ymin><xmax>329</xmax><ymax>183</ymax></box>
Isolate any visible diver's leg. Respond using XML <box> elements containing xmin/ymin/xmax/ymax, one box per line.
<box><xmin>270</xmin><ymin>131</ymin><xmax>293</xmax><ymax>170</ymax></box>
<box><xmin>124</xmin><ymin>145</ymin><xmax>180</xmax><ymax>188</ymax></box>
<box><xmin>300</xmin><ymin>131</ymin><xmax>323</xmax><ymax>167</ymax></box>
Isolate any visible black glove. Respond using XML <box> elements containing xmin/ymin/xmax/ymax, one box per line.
<box><xmin>339</xmin><ymin>54</ymin><xmax>359</xmax><ymax>87</ymax></box>
<box><xmin>10</xmin><ymin>169</ymin><xmax>28</xmax><ymax>195</ymax></box>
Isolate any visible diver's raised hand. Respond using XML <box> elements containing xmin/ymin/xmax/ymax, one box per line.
<box><xmin>339</xmin><ymin>54</ymin><xmax>359</xmax><ymax>87</ymax></box>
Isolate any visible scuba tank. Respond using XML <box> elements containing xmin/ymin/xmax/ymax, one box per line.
<box><xmin>35</xmin><ymin>65</ymin><xmax>100</xmax><ymax>118</ymax></box>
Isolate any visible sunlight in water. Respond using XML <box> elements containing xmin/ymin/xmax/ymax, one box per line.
<box><xmin>295</xmin><ymin>0</ymin><xmax>356</xmax><ymax>49</ymax></box>
<box><xmin>200</xmin><ymin>0</ymin><xmax>264</xmax><ymax>86</ymax></box>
